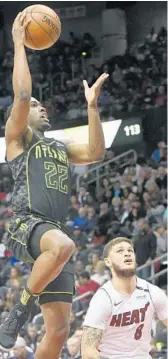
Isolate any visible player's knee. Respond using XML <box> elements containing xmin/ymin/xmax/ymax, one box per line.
<box><xmin>51</xmin><ymin>237</ymin><xmax>75</xmax><ymax>262</ymax></box>
<box><xmin>47</xmin><ymin>323</ymin><xmax>70</xmax><ymax>344</ymax></box>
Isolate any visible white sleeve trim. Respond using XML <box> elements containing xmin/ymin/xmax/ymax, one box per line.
<box><xmin>83</xmin><ymin>288</ymin><xmax>112</xmax><ymax>330</ymax></box>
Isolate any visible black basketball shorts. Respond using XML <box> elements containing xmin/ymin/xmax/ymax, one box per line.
<box><xmin>5</xmin><ymin>213</ymin><xmax>75</xmax><ymax>305</ymax></box>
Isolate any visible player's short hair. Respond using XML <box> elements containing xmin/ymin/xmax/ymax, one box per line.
<box><xmin>6</xmin><ymin>104</ymin><xmax>13</xmax><ymax>120</ymax></box>
<box><xmin>103</xmin><ymin>237</ymin><xmax>133</xmax><ymax>259</ymax></box>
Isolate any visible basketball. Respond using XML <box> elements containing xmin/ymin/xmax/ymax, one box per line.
<box><xmin>23</xmin><ymin>4</ymin><xmax>61</xmax><ymax>50</ymax></box>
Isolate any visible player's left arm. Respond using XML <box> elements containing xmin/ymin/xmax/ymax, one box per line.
<box><xmin>81</xmin><ymin>288</ymin><xmax>112</xmax><ymax>359</ymax></box>
<box><xmin>65</xmin><ymin>73</ymin><xmax>109</xmax><ymax>165</ymax></box>
<box><xmin>81</xmin><ymin>326</ymin><xmax>103</xmax><ymax>359</ymax></box>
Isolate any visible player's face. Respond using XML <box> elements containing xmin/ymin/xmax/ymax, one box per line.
<box><xmin>28</xmin><ymin>97</ymin><xmax>51</xmax><ymax>132</ymax></box>
<box><xmin>105</xmin><ymin>242</ymin><xmax>136</xmax><ymax>278</ymax></box>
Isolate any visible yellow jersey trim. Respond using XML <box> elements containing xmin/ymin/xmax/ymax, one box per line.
<box><xmin>40</xmin><ymin>291</ymin><xmax>73</xmax><ymax>296</ymax></box>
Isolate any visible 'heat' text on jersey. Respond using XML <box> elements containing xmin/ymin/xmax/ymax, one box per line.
<box><xmin>110</xmin><ymin>302</ymin><xmax>150</xmax><ymax>327</ymax></box>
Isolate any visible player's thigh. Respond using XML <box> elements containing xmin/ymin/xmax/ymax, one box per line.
<box><xmin>40</xmin><ymin>228</ymin><xmax>75</xmax><ymax>254</ymax></box>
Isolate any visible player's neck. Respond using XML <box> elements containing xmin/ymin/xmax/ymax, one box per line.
<box><xmin>35</xmin><ymin>130</ymin><xmax>44</xmax><ymax>138</ymax></box>
<box><xmin>112</xmin><ymin>275</ymin><xmax>137</xmax><ymax>296</ymax></box>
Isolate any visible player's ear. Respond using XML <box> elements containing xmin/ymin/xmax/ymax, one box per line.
<box><xmin>104</xmin><ymin>257</ymin><xmax>111</xmax><ymax>268</ymax></box>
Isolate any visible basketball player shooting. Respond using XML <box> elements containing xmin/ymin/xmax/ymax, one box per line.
<box><xmin>0</xmin><ymin>12</ymin><xmax>108</xmax><ymax>359</ymax></box>
<box><xmin>81</xmin><ymin>238</ymin><xmax>168</xmax><ymax>359</ymax></box>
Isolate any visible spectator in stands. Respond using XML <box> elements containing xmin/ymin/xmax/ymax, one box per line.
<box><xmin>5</xmin><ymin>267</ymin><xmax>22</xmax><ymax>289</ymax></box>
<box><xmin>154</xmin><ymin>224</ymin><xmax>167</xmax><ymax>257</ymax></box>
<box><xmin>156</xmin><ymin>166</ymin><xmax>167</xmax><ymax>190</ymax></box>
<box><xmin>151</xmin><ymin>141</ymin><xmax>167</xmax><ymax>163</ymax></box>
<box><xmin>111</xmin><ymin>181</ymin><xmax>123</xmax><ymax>198</ymax></box>
<box><xmin>10</xmin><ymin>336</ymin><xmax>34</xmax><ymax>359</ymax></box>
<box><xmin>75</xmin><ymin>261</ymin><xmax>85</xmax><ymax>277</ymax></box>
<box><xmin>24</xmin><ymin>324</ymin><xmax>38</xmax><ymax>352</ymax></box>
<box><xmin>81</xmin><ymin>207</ymin><xmax>97</xmax><ymax>236</ymax></box>
<box><xmin>66</xmin><ymin>335</ymin><xmax>81</xmax><ymax>359</ymax></box>
<box><xmin>155</xmin><ymin>85</ymin><xmax>166</xmax><ymax>106</ymax></box>
<box><xmin>111</xmin><ymin>197</ymin><xmax>122</xmax><ymax>222</ymax></box>
<box><xmin>73</xmin><ymin>226</ymin><xmax>89</xmax><ymax>249</ymax></box>
<box><xmin>89</xmin><ymin>252</ymin><xmax>101</xmax><ymax>273</ymax></box>
<box><xmin>77</xmin><ymin>186</ymin><xmax>90</xmax><ymax>206</ymax></box>
<box><xmin>127</xmin><ymin>200</ymin><xmax>146</xmax><ymax>223</ymax></box>
<box><xmin>76</xmin><ymin>271</ymin><xmax>100</xmax><ymax>310</ymax></box>
<box><xmin>91</xmin><ymin>260</ymin><xmax>110</xmax><ymax>285</ymax></box>
<box><xmin>120</xmin><ymin>199</ymin><xmax>132</xmax><ymax>225</ymax></box>
<box><xmin>96</xmin><ymin>202</ymin><xmax>112</xmax><ymax>236</ymax></box>
<box><xmin>134</xmin><ymin>219</ymin><xmax>157</xmax><ymax>279</ymax></box>
<box><xmin>73</xmin><ymin>207</ymin><xmax>88</xmax><ymax>229</ymax></box>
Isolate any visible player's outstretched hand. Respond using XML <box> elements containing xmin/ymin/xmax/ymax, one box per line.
<box><xmin>12</xmin><ymin>11</ymin><xmax>31</xmax><ymax>45</ymax></box>
<box><xmin>83</xmin><ymin>73</ymin><xmax>109</xmax><ymax>107</ymax></box>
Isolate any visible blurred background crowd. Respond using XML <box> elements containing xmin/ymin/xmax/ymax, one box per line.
<box><xmin>0</xmin><ymin>1</ymin><xmax>167</xmax><ymax>358</ymax></box>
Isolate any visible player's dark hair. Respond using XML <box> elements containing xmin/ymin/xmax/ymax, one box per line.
<box><xmin>6</xmin><ymin>103</ymin><xmax>13</xmax><ymax>120</ymax></box>
<box><xmin>103</xmin><ymin>237</ymin><xmax>133</xmax><ymax>259</ymax></box>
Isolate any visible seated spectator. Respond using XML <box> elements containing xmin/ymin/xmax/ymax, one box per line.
<box><xmin>10</xmin><ymin>336</ymin><xmax>34</xmax><ymax>359</ymax></box>
<box><xmin>81</xmin><ymin>207</ymin><xmax>97</xmax><ymax>235</ymax></box>
<box><xmin>111</xmin><ymin>197</ymin><xmax>122</xmax><ymax>222</ymax></box>
<box><xmin>142</xmin><ymin>87</ymin><xmax>155</xmax><ymax>109</ymax></box>
<box><xmin>77</xmin><ymin>186</ymin><xmax>90</xmax><ymax>206</ymax></box>
<box><xmin>120</xmin><ymin>199</ymin><xmax>132</xmax><ymax>225</ymax></box>
<box><xmin>151</xmin><ymin>141</ymin><xmax>167</xmax><ymax>163</ymax></box>
<box><xmin>153</xmin><ymin>224</ymin><xmax>167</xmax><ymax>257</ymax></box>
<box><xmin>134</xmin><ymin>219</ymin><xmax>157</xmax><ymax>279</ymax></box>
<box><xmin>112</xmin><ymin>64</ymin><xmax>123</xmax><ymax>85</ymax></box>
<box><xmin>73</xmin><ymin>208</ymin><xmax>88</xmax><ymax>229</ymax></box>
<box><xmin>155</xmin><ymin>85</ymin><xmax>166</xmax><ymax>106</ymax></box>
<box><xmin>156</xmin><ymin>166</ymin><xmax>167</xmax><ymax>190</ymax></box>
<box><xmin>75</xmin><ymin>260</ymin><xmax>85</xmax><ymax>277</ymax></box>
<box><xmin>24</xmin><ymin>324</ymin><xmax>38</xmax><ymax>352</ymax></box>
<box><xmin>111</xmin><ymin>182</ymin><xmax>123</xmax><ymax>198</ymax></box>
<box><xmin>91</xmin><ymin>260</ymin><xmax>110</xmax><ymax>285</ymax></box>
<box><xmin>76</xmin><ymin>271</ymin><xmax>100</xmax><ymax>310</ymax></box>
<box><xmin>5</xmin><ymin>267</ymin><xmax>22</xmax><ymax>289</ymax></box>
<box><xmin>66</xmin><ymin>335</ymin><xmax>81</xmax><ymax>359</ymax></box>
<box><xmin>73</xmin><ymin>226</ymin><xmax>89</xmax><ymax>249</ymax></box>
<box><xmin>96</xmin><ymin>202</ymin><xmax>113</xmax><ymax>236</ymax></box>
<box><xmin>89</xmin><ymin>252</ymin><xmax>101</xmax><ymax>273</ymax></box>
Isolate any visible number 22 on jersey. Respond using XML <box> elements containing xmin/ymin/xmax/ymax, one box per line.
<box><xmin>44</xmin><ymin>161</ymin><xmax>68</xmax><ymax>194</ymax></box>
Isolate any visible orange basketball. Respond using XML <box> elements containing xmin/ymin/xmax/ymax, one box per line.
<box><xmin>23</xmin><ymin>4</ymin><xmax>61</xmax><ymax>50</ymax></box>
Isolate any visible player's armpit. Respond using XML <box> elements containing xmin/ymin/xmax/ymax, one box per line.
<box><xmin>81</xmin><ymin>326</ymin><xmax>103</xmax><ymax>359</ymax></box>
<box><xmin>66</xmin><ymin>143</ymin><xmax>102</xmax><ymax>165</ymax></box>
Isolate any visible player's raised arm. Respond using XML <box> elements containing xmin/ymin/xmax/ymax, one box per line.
<box><xmin>5</xmin><ymin>11</ymin><xmax>32</xmax><ymax>145</ymax></box>
<box><xmin>65</xmin><ymin>73</ymin><xmax>109</xmax><ymax>165</ymax></box>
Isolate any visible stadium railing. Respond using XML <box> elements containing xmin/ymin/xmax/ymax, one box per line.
<box><xmin>136</xmin><ymin>253</ymin><xmax>167</xmax><ymax>284</ymax></box>
<box><xmin>76</xmin><ymin>149</ymin><xmax>137</xmax><ymax>191</ymax></box>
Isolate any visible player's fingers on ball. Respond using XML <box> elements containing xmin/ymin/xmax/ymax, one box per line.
<box><xmin>24</xmin><ymin>16</ymin><xmax>31</xmax><ymax>28</ymax></box>
<box><xmin>20</xmin><ymin>12</ymin><xmax>27</xmax><ymax>26</ymax></box>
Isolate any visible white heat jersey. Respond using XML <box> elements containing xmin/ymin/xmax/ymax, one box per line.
<box><xmin>83</xmin><ymin>277</ymin><xmax>168</xmax><ymax>359</ymax></box>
